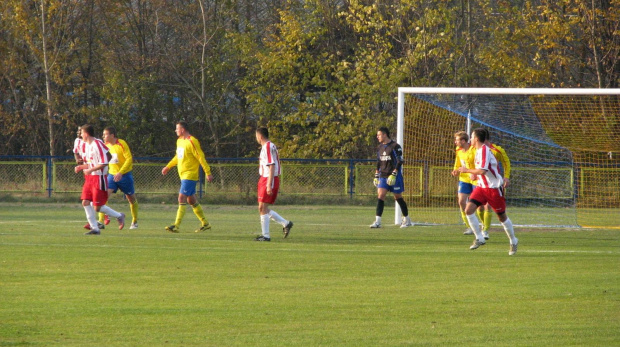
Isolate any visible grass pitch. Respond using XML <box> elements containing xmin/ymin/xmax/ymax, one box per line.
<box><xmin>0</xmin><ymin>203</ymin><xmax>618</xmax><ymax>346</ymax></box>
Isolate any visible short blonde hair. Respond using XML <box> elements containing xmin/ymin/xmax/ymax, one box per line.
<box><xmin>454</xmin><ymin>131</ymin><xmax>469</xmax><ymax>142</ymax></box>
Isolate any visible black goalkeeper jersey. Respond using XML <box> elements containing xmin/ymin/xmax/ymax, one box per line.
<box><xmin>376</xmin><ymin>140</ymin><xmax>404</xmax><ymax>178</ymax></box>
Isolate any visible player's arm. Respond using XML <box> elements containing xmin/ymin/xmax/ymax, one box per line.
<box><xmin>118</xmin><ymin>140</ymin><xmax>133</xmax><ymax>175</ymax></box>
<box><xmin>266</xmin><ymin>164</ymin><xmax>275</xmax><ymax>195</ymax></box>
<box><xmin>451</xmin><ymin>151</ymin><xmax>460</xmax><ymax>176</ymax></box>
<box><xmin>497</xmin><ymin>146</ymin><xmax>511</xmax><ymax>179</ymax></box>
<box><xmin>162</xmin><ymin>155</ymin><xmax>178</xmax><ymax>175</ymax></box>
<box><xmin>191</xmin><ymin>138</ymin><xmax>213</xmax><ymax>182</ymax></box>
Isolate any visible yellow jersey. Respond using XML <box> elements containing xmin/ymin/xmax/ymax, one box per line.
<box><xmin>488</xmin><ymin>143</ymin><xmax>511</xmax><ymax>179</ymax></box>
<box><xmin>106</xmin><ymin>138</ymin><xmax>133</xmax><ymax>175</ymax></box>
<box><xmin>166</xmin><ymin>135</ymin><xmax>211</xmax><ymax>180</ymax></box>
<box><xmin>454</xmin><ymin>145</ymin><xmax>476</xmax><ymax>184</ymax></box>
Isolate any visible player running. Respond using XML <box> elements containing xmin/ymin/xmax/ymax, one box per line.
<box><xmin>74</xmin><ymin>124</ymin><xmax>126</xmax><ymax>235</ymax></box>
<box><xmin>161</xmin><ymin>121</ymin><xmax>213</xmax><ymax>233</ymax></box>
<box><xmin>458</xmin><ymin>128</ymin><xmax>518</xmax><ymax>255</ymax></box>
<box><xmin>102</xmin><ymin>127</ymin><xmax>139</xmax><ymax>229</ymax></box>
<box><xmin>369</xmin><ymin>127</ymin><xmax>413</xmax><ymax>229</ymax></box>
<box><xmin>254</xmin><ymin>127</ymin><xmax>293</xmax><ymax>241</ymax></box>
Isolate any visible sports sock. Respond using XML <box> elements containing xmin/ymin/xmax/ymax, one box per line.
<box><xmin>460</xmin><ymin>210</ymin><xmax>471</xmax><ymax>229</ymax></box>
<box><xmin>99</xmin><ymin>205</ymin><xmax>121</xmax><ymax>219</ymax></box>
<box><xmin>483</xmin><ymin>209</ymin><xmax>492</xmax><ymax>231</ymax></box>
<box><xmin>84</xmin><ymin>204</ymin><xmax>99</xmax><ymax>230</ymax></box>
<box><xmin>269</xmin><ymin>210</ymin><xmax>288</xmax><ymax>227</ymax></box>
<box><xmin>376</xmin><ymin>199</ymin><xmax>385</xmax><ymax>217</ymax></box>
<box><xmin>396</xmin><ymin>197</ymin><xmax>409</xmax><ymax>217</ymax></box>
<box><xmin>466</xmin><ymin>213</ymin><xmax>484</xmax><ymax>242</ymax></box>
<box><xmin>175</xmin><ymin>203</ymin><xmax>187</xmax><ymax>226</ymax></box>
<box><xmin>98</xmin><ymin>211</ymin><xmax>105</xmax><ymax>224</ymax></box>
<box><xmin>129</xmin><ymin>200</ymin><xmax>138</xmax><ymax>223</ymax></box>
<box><xmin>260</xmin><ymin>214</ymin><xmax>270</xmax><ymax>238</ymax></box>
<box><xmin>475</xmin><ymin>208</ymin><xmax>484</xmax><ymax>227</ymax></box>
<box><xmin>375</xmin><ymin>216</ymin><xmax>382</xmax><ymax>224</ymax></box>
<box><xmin>191</xmin><ymin>203</ymin><xmax>209</xmax><ymax>226</ymax></box>
<box><xmin>501</xmin><ymin>217</ymin><xmax>517</xmax><ymax>244</ymax></box>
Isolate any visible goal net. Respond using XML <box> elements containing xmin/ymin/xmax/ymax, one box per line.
<box><xmin>397</xmin><ymin>88</ymin><xmax>620</xmax><ymax>228</ymax></box>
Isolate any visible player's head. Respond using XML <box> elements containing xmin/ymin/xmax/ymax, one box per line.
<box><xmin>482</xmin><ymin>128</ymin><xmax>491</xmax><ymax>143</ymax></box>
<box><xmin>454</xmin><ymin>131</ymin><xmax>469</xmax><ymax>147</ymax></box>
<box><xmin>80</xmin><ymin>124</ymin><xmax>95</xmax><ymax>138</ymax></box>
<box><xmin>176</xmin><ymin>121</ymin><xmax>189</xmax><ymax>137</ymax></box>
<box><xmin>76</xmin><ymin>126</ymin><xmax>82</xmax><ymax>137</ymax></box>
<box><xmin>103</xmin><ymin>126</ymin><xmax>117</xmax><ymax>143</ymax></box>
<box><xmin>377</xmin><ymin>127</ymin><xmax>390</xmax><ymax>143</ymax></box>
<box><xmin>256</xmin><ymin>127</ymin><xmax>269</xmax><ymax>143</ymax></box>
<box><xmin>471</xmin><ymin>128</ymin><xmax>488</xmax><ymax>144</ymax></box>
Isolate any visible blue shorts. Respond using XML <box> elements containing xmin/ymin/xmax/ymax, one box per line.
<box><xmin>458</xmin><ymin>181</ymin><xmax>474</xmax><ymax>194</ymax></box>
<box><xmin>107</xmin><ymin>171</ymin><xmax>136</xmax><ymax>195</ymax></box>
<box><xmin>179</xmin><ymin>179</ymin><xmax>198</xmax><ymax>196</ymax></box>
<box><xmin>377</xmin><ymin>175</ymin><xmax>405</xmax><ymax>194</ymax></box>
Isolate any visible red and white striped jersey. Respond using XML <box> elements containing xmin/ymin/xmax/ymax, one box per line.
<box><xmin>474</xmin><ymin>144</ymin><xmax>503</xmax><ymax>188</ymax></box>
<box><xmin>259</xmin><ymin>141</ymin><xmax>281</xmax><ymax>177</ymax></box>
<box><xmin>73</xmin><ymin>138</ymin><xmax>87</xmax><ymax>160</ymax></box>
<box><xmin>84</xmin><ymin>138</ymin><xmax>109</xmax><ymax>176</ymax></box>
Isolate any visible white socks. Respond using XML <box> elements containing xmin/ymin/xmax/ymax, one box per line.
<box><xmin>269</xmin><ymin>210</ymin><xmax>288</xmax><ymax>227</ymax></box>
<box><xmin>466</xmin><ymin>213</ymin><xmax>484</xmax><ymax>242</ymax></box>
<box><xmin>501</xmin><ymin>217</ymin><xmax>517</xmax><ymax>244</ymax></box>
<box><xmin>260</xmin><ymin>214</ymin><xmax>270</xmax><ymax>238</ymax></box>
<box><xmin>84</xmin><ymin>204</ymin><xmax>99</xmax><ymax>230</ymax></box>
<box><xmin>375</xmin><ymin>216</ymin><xmax>382</xmax><ymax>224</ymax></box>
<box><xmin>98</xmin><ymin>204</ymin><xmax>121</xmax><ymax>219</ymax></box>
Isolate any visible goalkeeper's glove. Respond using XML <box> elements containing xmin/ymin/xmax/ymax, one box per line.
<box><xmin>387</xmin><ymin>171</ymin><xmax>397</xmax><ymax>186</ymax></box>
<box><xmin>373</xmin><ymin>172</ymin><xmax>380</xmax><ymax>187</ymax></box>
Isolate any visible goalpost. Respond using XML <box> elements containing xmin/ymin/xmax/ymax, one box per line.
<box><xmin>396</xmin><ymin>88</ymin><xmax>620</xmax><ymax>228</ymax></box>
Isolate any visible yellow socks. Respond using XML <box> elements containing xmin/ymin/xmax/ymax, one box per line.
<box><xmin>98</xmin><ymin>211</ymin><xmax>105</xmax><ymax>224</ymax></box>
<box><xmin>175</xmin><ymin>203</ymin><xmax>187</xmax><ymax>226</ymax></box>
<box><xmin>191</xmin><ymin>203</ymin><xmax>209</xmax><ymax>226</ymax></box>
<box><xmin>483</xmin><ymin>209</ymin><xmax>492</xmax><ymax>232</ymax></box>
<box><xmin>460</xmin><ymin>210</ymin><xmax>471</xmax><ymax>229</ymax></box>
<box><xmin>130</xmin><ymin>200</ymin><xmax>139</xmax><ymax>224</ymax></box>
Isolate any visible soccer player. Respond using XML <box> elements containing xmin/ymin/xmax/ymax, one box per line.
<box><xmin>450</xmin><ymin>131</ymin><xmax>479</xmax><ymax>235</ymax></box>
<box><xmin>478</xmin><ymin>129</ymin><xmax>511</xmax><ymax>239</ymax></box>
<box><xmin>74</xmin><ymin>126</ymin><xmax>109</xmax><ymax>231</ymax></box>
<box><xmin>457</xmin><ymin>128</ymin><xmax>518</xmax><ymax>255</ymax></box>
<box><xmin>161</xmin><ymin>121</ymin><xmax>213</xmax><ymax>233</ymax></box>
<box><xmin>74</xmin><ymin>124</ymin><xmax>126</xmax><ymax>235</ymax></box>
<box><xmin>101</xmin><ymin>127</ymin><xmax>139</xmax><ymax>229</ymax></box>
<box><xmin>369</xmin><ymin>127</ymin><xmax>413</xmax><ymax>228</ymax></box>
<box><xmin>254</xmin><ymin>127</ymin><xmax>293</xmax><ymax>241</ymax></box>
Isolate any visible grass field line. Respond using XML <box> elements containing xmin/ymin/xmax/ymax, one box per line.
<box><xmin>1</xmin><ymin>239</ymin><xmax>617</xmax><ymax>255</ymax></box>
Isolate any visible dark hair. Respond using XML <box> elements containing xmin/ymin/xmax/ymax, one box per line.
<box><xmin>104</xmin><ymin>126</ymin><xmax>117</xmax><ymax>137</ymax></box>
<box><xmin>256</xmin><ymin>127</ymin><xmax>269</xmax><ymax>139</ymax></box>
<box><xmin>177</xmin><ymin>121</ymin><xmax>189</xmax><ymax>132</ymax></box>
<box><xmin>378</xmin><ymin>127</ymin><xmax>390</xmax><ymax>138</ymax></box>
<box><xmin>472</xmin><ymin>128</ymin><xmax>488</xmax><ymax>143</ymax></box>
<box><xmin>81</xmin><ymin>124</ymin><xmax>94</xmax><ymax>136</ymax></box>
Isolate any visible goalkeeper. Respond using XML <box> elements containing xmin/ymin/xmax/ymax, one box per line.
<box><xmin>369</xmin><ymin>127</ymin><xmax>413</xmax><ymax>228</ymax></box>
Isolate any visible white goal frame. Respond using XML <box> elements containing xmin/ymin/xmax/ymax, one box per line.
<box><xmin>395</xmin><ymin>87</ymin><xmax>620</xmax><ymax>225</ymax></box>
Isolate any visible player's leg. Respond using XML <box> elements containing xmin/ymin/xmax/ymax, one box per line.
<box><xmin>81</xmin><ymin>177</ymin><xmax>100</xmax><ymax>234</ymax></box>
<box><xmin>370</xmin><ymin>187</ymin><xmax>388</xmax><ymax>228</ymax></box>
<box><xmin>188</xmin><ymin>194</ymin><xmax>211</xmax><ymax>232</ymax></box>
<box><xmin>93</xmin><ymin>187</ymin><xmax>125</xmax><ymax>230</ymax></box>
<box><xmin>482</xmin><ymin>203</ymin><xmax>492</xmax><ymax>237</ymax></box>
<box><xmin>125</xmin><ymin>193</ymin><xmax>139</xmax><ymax>229</ymax></box>
<box><xmin>257</xmin><ymin>201</ymin><xmax>272</xmax><ymax>241</ymax></box>
<box><xmin>489</xmin><ymin>190</ymin><xmax>518</xmax><ymax>255</ymax></box>
<box><xmin>118</xmin><ymin>172</ymin><xmax>139</xmax><ymax>229</ymax></box>
<box><xmin>393</xmin><ymin>174</ymin><xmax>412</xmax><ymax>228</ymax></box>
<box><xmin>457</xmin><ymin>182</ymin><xmax>473</xmax><ymax>234</ymax></box>
<box><xmin>263</xmin><ymin>177</ymin><xmax>293</xmax><ymax>237</ymax></box>
<box><xmin>465</xmin><ymin>188</ymin><xmax>486</xmax><ymax>249</ymax></box>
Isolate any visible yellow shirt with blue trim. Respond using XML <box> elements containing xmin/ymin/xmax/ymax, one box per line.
<box><xmin>489</xmin><ymin>143</ymin><xmax>511</xmax><ymax>179</ymax></box>
<box><xmin>453</xmin><ymin>145</ymin><xmax>476</xmax><ymax>184</ymax></box>
<box><xmin>106</xmin><ymin>138</ymin><xmax>133</xmax><ymax>175</ymax></box>
<box><xmin>166</xmin><ymin>135</ymin><xmax>211</xmax><ymax>180</ymax></box>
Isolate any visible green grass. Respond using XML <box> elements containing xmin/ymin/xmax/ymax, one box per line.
<box><xmin>0</xmin><ymin>202</ymin><xmax>618</xmax><ymax>346</ymax></box>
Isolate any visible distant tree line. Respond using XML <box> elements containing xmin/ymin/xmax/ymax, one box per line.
<box><xmin>1</xmin><ymin>0</ymin><xmax>618</xmax><ymax>159</ymax></box>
